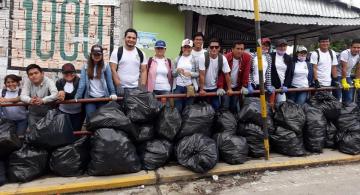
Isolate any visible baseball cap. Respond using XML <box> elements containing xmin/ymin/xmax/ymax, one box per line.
<box><xmin>261</xmin><ymin>38</ymin><xmax>271</xmax><ymax>44</ymax></box>
<box><xmin>91</xmin><ymin>45</ymin><xmax>103</xmax><ymax>55</ymax></box>
<box><xmin>155</xmin><ymin>40</ymin><xmax>166</xmax><ymax>48</ymax></box>
<box><xmin>275</xmin><ymin>39</ymin><xmax>288</xmax><ymax>46</ymax></box>
<box><xmin>61</xmin><ymin>63</ymin><xmax>76</xmax><ymax>73</ymax></box>
<box><xmin>182</xmin><ymin>39</ymin><xmax>193</xmax><ymax>47</ymax></box>
<box><xmin>297</xmin><ymin>45</ymin><xmax>308</xmax><ymax>53</ymax></box>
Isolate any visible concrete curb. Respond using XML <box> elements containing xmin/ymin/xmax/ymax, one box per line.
<box><xmin>1</xmin><ymin>150</ymin><xmax>359</xmax><ymax>195</ymax></box>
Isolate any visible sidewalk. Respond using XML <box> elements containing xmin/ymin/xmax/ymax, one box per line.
<box><xmin>1</xmin><ymin>149</ymin><xmax>359</xmax><ymax>195</ymax></box>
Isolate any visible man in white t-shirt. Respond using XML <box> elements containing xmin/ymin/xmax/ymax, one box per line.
<box><xmin>310</xmin><ymin>35</ymin><xmax>338</xmax><ymax>88</ymax></box>
<box><xmin>199</xmin><ymin>38</ymin><xmax>232</xmax><ymax>110</ymax></box>
<box><xmin>110</xmin><ymin>28</ymin><xmax>148</xmax><ymax>96</ymax></box>
<box><xmin>336</xmin><ymin>39</ymin><xmax>360</xmax><ymax>103</ymax></box>
<box><xmin>191</xmin><ymin>32</ymin><xmax>207</xmax><ymax>59</ymax></box>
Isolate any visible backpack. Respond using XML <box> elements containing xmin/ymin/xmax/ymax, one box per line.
<box><xmin>147</xmin><ymin>57</ymin><xmax>172</xmax><ymax>74</ymax></box>
<box><xmin>315</xmin><ymin>49</ymin><xmax>334</xmax><ymax>64</ymax></box>
<box><xmin>204</xmin><ymin>52</ymin><xmax>223</xmax><ymax>76</ymax></box>
<box><xmin>1</xmin><ymin>89</ymin><xmax>21</xmax><ymax>98</ymax></box>
<box><xmin>116</xmin><ymin>46</ymin><xmax>144</xmax><ymax>71</ymax></box>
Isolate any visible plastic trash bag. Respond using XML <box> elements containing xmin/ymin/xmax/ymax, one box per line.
<box><xmin>177</xmin><ymin>102</ymin><xmax>215</xmax><ymax>139</ymax></box>
<box><xmin>26</xmin><ymin>109</ymin><xmax>75</xmax><ymax>149</ymax></box>
<box><xmin>49</xmin><ymin>136</ymin><xmax>90</xmax><ymax>177</ymax></box>
<box><xmin>87</xmin><ymin>101</ymin><xmax>137</xmax><ymax>138</ymax></box>
<box><xmin>0</xmin><ymin>161</ymin><xmax>6</xmax><ymax>186</ymax></box>
<box><xmin>176</xmin><ymin>133</ymin><xmax>218</xmax><ymax>173</ymax></box>
<box><xmin>274</xmin><ymin>101</ymin><xmax>306</xmax><ymax>134</ymax></box>
<box><xmin>124</xmin><ymin>90</ymin><xmax>160</xmax><ymax>123</ymax></box>
<box><xmin>303</xmin><ymin>104</ymin><xmax>326</xmax><ymax>153</ymax></box>
<box><xmin>270</xmin><ymin>126</ymin><xmax>306</xmax><ymax>156</ymax></box>
<box><xmin>155</xmin><ymin>106</ymin><xmax>182</xmax><ymax>141</ymax></box>
<box><xmin>325</xmin><ymin>122</ymin><xmax>337</xmax><ymax>148</ymax></box>
<box><xmin>213</xmin><ymin>109</ymin><xmax>237</xmax><ymax>134</ymax></box>
<box><xmin>0</xmin><ymin>118</ymin><xmax>22</xmax><ymax>158</ymax></box>
<box><xmin>88</xmin><ymin>128</ymin><xmax>141</xmax><ymax>176</ymax></box>
<box><xmin>138</xmin><ymin>139</ymin><xmax>172</xmax><ymax>170</ymax></box>
<box><xmin>238</xmin><ymin>97</ymin><xmax>272</xmax><ymax>127</ymax></box>
<box><xmin>7</xmin><ymin>145</ymin><xmax>48</xmax><ymax>182</ymax></box>
<box><xmin>135</xmin><ymin>123</ymin><xmax>154</xmax><ymax>143</ymax></box>
<box><xmin>310</xmin><ymin>91</ymin><xmax>341</xmax><ymax>121</ymax></box>
<box><xmin>214</xmin><ymin>133</ymin><xmax>248</xmax><ymax>164</ymax></box>
<box><xmin>338</xmin><ymin>132</ymin><xmax>360</xmax><ymax>155</ymax></box>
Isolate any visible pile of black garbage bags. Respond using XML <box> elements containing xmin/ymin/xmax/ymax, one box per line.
<box><xmin>1</xmin><ymin>90</ymin><xmax>360</xmax><ymax>186</ymax></box>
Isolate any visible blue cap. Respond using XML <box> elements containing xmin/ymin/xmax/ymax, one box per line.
<box><xmin>155</xmin><ymin>40</ymin><xmax>166</xmax><ymax>48</ymax></box>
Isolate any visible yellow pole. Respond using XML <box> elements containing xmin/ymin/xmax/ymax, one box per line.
<box><xmin>253</xmin><ymin>0</ymin><xmax>270</xmax><ymax>160</ymax></box>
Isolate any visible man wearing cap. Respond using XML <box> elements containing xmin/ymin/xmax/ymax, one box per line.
<box><xmin>146</xmin><ymin>40</ymin><xmax>172</xmax><ymax>95</ymax></box>
<box><xmin>288</xmin><ymin>46</ymin><xmax>313</xmax><ymax>105</ymax></box>
<box><xmin>56</xmin><ymin>63</ymin><xmax>83</xmax><ymax>131</ymax></box>
<box><xmin>249</xmin><ymin>37</ymin><xmax>273</xmax><ymax>94</ymax></box>
<box><xmin>110</xmin><ymin>28</ymin><xmax>148</xmax><ymax>96</ymax></box>
<box><xmin>335</xmin><ymin>39</ymin><xmax>360</xmax><ymax>103</ymax></box>
<box><xmin>270</xmin><ymin>39</ymin><xmax>294</xmax><ymax>102</ymax></box>
<box><xmin>20</xmin><ymin>64</ymin><xmax>58</xmax><ymax>127</ymax></box>
<box><xmin>310</xmin><ymin>35</ymin><xmax>338</xmax><ymax>89</ymax></box>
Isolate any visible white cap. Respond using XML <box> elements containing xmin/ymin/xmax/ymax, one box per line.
<box><xmin>297</xmin><ymin>45</ymin><xmax>308</xmax><ymax>52</ymax></box>
<box><xmin>182</xmin><ymin>39</ymin><xmax>193</xmax><ymax>47</ymax></box>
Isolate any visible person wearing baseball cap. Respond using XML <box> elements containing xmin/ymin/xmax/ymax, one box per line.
<box><xmin>172</xmin><ymin>38</ymin><xmax>199</xmax><ymax>113</ymax></box>
<box><xmin>270</xmin><ymin>38</ymin><xmax>294</xmax><ymax>102</ymax></box>
<box><xmin>146</xmin><ymin>40</ymin><xmax>173</xmax><ymax>97</ymax></box>
<box><xmin>56</xmin><ymin>63</ymin><xmax>84</xmax><ymax>130</ymax></box>
<box><xmin>75</xmin><ymin>44</ymin><xmax>117</xmax><ymax>119</ymax></box>
<box><xmin>287</xmin><ymin>45</ymin><xmax>313</xmax><ymax>105</ymax></box>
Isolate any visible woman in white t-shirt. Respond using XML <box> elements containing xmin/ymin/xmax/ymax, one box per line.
<box><xmin>0</xmin><ymin>74</ymin><xmax>28</xmax><ymax>136</ymax></box>
<box><xmin>146</xmin><ymin>40</ymin><xmax>172</xmax><ymax>95</ymax></box>
<box><xmin>172</xmin><ymin>39</ymin><xmax>199</xmax><ymax>113</ymax></box>
<box><xmin>287</xmin><ymin>46</ymin><xmax>313</xmax><ymax>105</ymax></box>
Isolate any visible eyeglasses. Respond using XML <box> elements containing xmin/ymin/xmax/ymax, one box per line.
<box><xmin>210</xmin><ymin>46</ymin><xmax>220</xmax><ymax>50</ymax></box>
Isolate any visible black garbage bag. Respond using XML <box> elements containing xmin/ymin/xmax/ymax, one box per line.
<box><xmin>326</xmin><ymin>122</ymin><xmax>337</xmax><ymax>148</ymax></box>
<box><xmin>86</xmin><ymin>101</ymin><xmax>137</xmax><ymax>138</ymax></box>
<box><xmin>213</xmin><ymin>109</ymin><xmax>237</xmax><ymax>134</ymax></box>
<box><xmin>155</xmin><ymin>106</ymin><xmax>182</xmax><ymax>141</ymax></box>
<box><xmin>176</xmin><ymin>133</ymin><xmax>218</xmax><ymax>173</ymax></box>
<box><xmin>303</xmin><ymin>104</ymin><xmax>326</xmax><ymax>153</ymax></box>
<box><xmin>26</xmin><ymin>109</ymin><xmax>75</xmax><ymax>149</ymax></box>
<box><xmin>49</xmin><ymin>136</ymin><xmax>90</xmax><ymax>177</ymax></box>
<box><xmin>214</xmin><ymin>133</ymin><xmax>248</xmax><ymax>164</ymax></box>
<box><xmin>0</xmin><ymin>118</ymin><xmax>22</xmax><ymax>158</ymax></box>
<box><xmin>274</xmin><ymin>101</ymin><xmax>306</xmax><ymax>133</ymax></box>
<box><xmin>124</xmin><ymin>90</ymin><xmax>160</xmax><ymax>123</ymax></box>
<box><xmin>237</xmin><ymin>123</ymin><xmax>265</xmax><ymax>157</ymax></box>
<box><xmin>7</xmin><ymin>145</ymin><xmax>48</xmax><ymax>182</ymax></box>
<box><xmin>270</xmin><ymin>126</ymin><xmax>306</xmax><ymax>156</ymax></box>
<box><xmin>0</xmin><ymin>161</ymin><xmax>6</xmax><ymax>186</ymax></box>
<box><xmin>336</xmin><ymin>102</ymin><xmax>360</xmax><ymax>133</ymax></box>
<box><xmin>135</xmin><ymin>124</ymin><xmax>154</xmax><ymax>143</ymax></box>
<box><xmin>238</xmin><ymin>97</ymin><xmax>272</xmax><ymax>127</ymax></box>
<box><xmin>177</xmin><ymin>102</ymin><xmax>215</xmax><ymax>139</ymax></box>
<box><xmin>310</xmin><ymin>91</ymin><xmax>341</xmax><ymax>121</ymax></box>
<box><xmin>338</xmin><ymin>132</ymin><xmax>360</xmax><ymax>155</ymax></box>
<box><xmin>138</xmin><ymin>139</ymin><xmax>172</xmax><ymax>170</ymax></box>
<box><xmin>88</xmin><ymin>128</ymin><xmax>141</xmax><ymax>176</ymax></box>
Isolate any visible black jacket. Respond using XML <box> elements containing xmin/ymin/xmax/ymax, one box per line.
<box><xmin>56</xmin><ymin>76</ymin><xmax>80</xmax><ymax>100</ymax></box>
<box><xmin>270</xmin><ymin>53</ymin><xmax>294</xmax><ymax>88</ymax></box>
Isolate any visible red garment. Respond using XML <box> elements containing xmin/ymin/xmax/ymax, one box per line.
<box><xmin>217</xmin><ymin>52</ymin><xmax>251</xmax><ymax>90</ymax></box>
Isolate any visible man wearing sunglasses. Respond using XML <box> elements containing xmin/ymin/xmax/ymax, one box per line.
<box><xmin>199</xmin><ymin>38</ymin><xmax>232</xmax><ymax>110</ymax></box>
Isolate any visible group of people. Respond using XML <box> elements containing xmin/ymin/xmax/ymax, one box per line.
<box><xmin>1</xmin><ymin>28</ymin><xmax>360</xmax><ymax>136</ymax></box>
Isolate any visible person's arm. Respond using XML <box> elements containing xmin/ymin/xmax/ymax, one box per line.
<box><xmin>172</xmin><ymin>57</ymin><xmax>179</xmax><ymax>77</ymax></box>
<box><xmin>224</xmin><ymin>73</ymin><xmax>232</xmax><ymax>93</ymax></box>
<box><xmin>284</xmin><ymin>56</ymin><xmax>294</xmax><ymax>87</ymax></box>
<box><xmin>242</xmin><ymin>53</ymin><xmax>251</xmax><ymax>87</ymax></box>
<box><xmin>75</xmin><ymin>67</ymin><xmax>86</xmax><ymax>99</ymax></box>
<box><xmin>105</xmin><ymin>64</ymin><xmax>116</xmax><ymax>95</ymax></box>
<box><xmin>56</xmin><ymin>79</ymin><xmax>65</xmax><ymax>101</ymax></box>
<box><xmin>190</xmin><ymin>57</ymin><xmax>199</xmax><ymax>78</ymax></box>
<box><xmin>313</xmin><ymin>64</ymin><xmax>318</xmax><ymax>81</ymax></box>
<box><xmin>109</xmin><ymin>49</ymin><xmax>120</xmax><ymax>87</ymax></box>
<box><xmin>20</xmin><ymin>79</ymin><xmax>31</xmax><ymax>103</ymax></box>
<box><xmin>140</xmin><ymin>64</ymin><xmax>147</xmax><ymax>89</ymax></box>
<box><xmin>42</xmin><ymin>79</ymin><xmax>58</xmax><ymax>103</ymax></box>
<box><xmin>331</xmin><ymin>50</ymin><xmax>339</xmax><ymax>79</ymax></box>
<box><xmin>199</xmin><ymin>70</ymin><xmax>206</xmax><ymax>95</ymax></box>
<box><xmin>331</xmin><ymin>65</ymin><xmax>338</xmax><ymax>79</ymax></box>
<box><xmin>1</xmin><ymin>96</ymin><xmax>20</xmax><ymax>103</ymax></box>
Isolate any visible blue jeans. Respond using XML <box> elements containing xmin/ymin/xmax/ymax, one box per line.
<box><xmin>287</xmin><ymin>91</ymin><xmax>308</xmax><ymax>105</ymax></box>
<box><xmin>221</xmin><ymin>88</ymin><xmax>240</xmax><ymax>113</ymax></box>
<box><xmin>333</xmin><ymin>76</ymin><xmax>354</xmax><ymax>103</ymax></box>
<box><xmin>205</xmin><ymin>89</ymin><xmax>220</xmax><ymax>110</ymax></box>
<box><xmin>85</xmin><ymin>101</ymin><xmax>107</xmax><ymax>119</ymax></box>
<box><xmin>174</xmin><ymin>85</ymin><xmax>194</xmax><ymax>113</ymax></box>
<box><xmin>60</xmin><ymin>111</ymin><xmax>84</xmax><ymax>131</ymax></box>
<box><xmin>14</xmin><ymin>118</ymin><xmax>28</xmax><ymax>136</ymax></box>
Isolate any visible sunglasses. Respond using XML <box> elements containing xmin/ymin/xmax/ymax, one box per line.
<box><xmin>210</xmin><ymin>46</ymin><xmax>220</xmax><ymax>50</ymax></box>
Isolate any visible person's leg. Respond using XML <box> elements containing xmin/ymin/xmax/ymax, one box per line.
<box><xmin>174</xmin><ymin>86</ymin><xmax>185</xmax><ymax>113</ymax></box>
<box><xmin>15</xmin><ymin>119</ymin><xmax>28</xmax><ymax>136</ymax></box>
<box><xmin>333</xmin><ymin>76</ymin><xmax>342</xmax><ymax>101</ymax></box>
<box><xmin>287</xmin><ymin>89</ymin><xmax>296</xmax><ymax>102</ymax></box>
<box><xmin>206</xmin><ymin>89</ymin><xmax>220</xmax><ymax>110</ymax></box>
<box><xmin>296</xmin><ymin>92</ymin><xmax>308</xmax><ymax>105</ymax></box>
<box><xmin>69</xmin><ymin>113</ymin><xmax>83</xmax><ymax>131</ymax></box>
<box><xmin>85</xmin><ymin>103</ymin><xmax>98</xmax><ymax>119</ymax></box>
<box><xmin>230</xmin><ymin>93</ymin><xmax>240</xmax><ymax>113</ymax></box>
<box><xmin>221</xmin><ymin>95</ymin><xmax>230</xmax><ymax>109</ymax></box>
<box><xmin>342</xmin><ymin>77</ymin><xmax>354</xmax><ymax>103</ymax></box>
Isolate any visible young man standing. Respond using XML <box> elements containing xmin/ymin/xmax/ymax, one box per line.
<box><xmin>199</xmin><ymin>38</ymin><xmax>232</xmax><ymax>110</ymax></box>
<box><xmin>337</xmin><ymin>39</ymin><xmax>360</xmax><ymax>103</ymax></box>
<box><xmin>311</xmin><ymin>35</ymin><xmax>338</xmax><ymax>88</ymax></box>
<box><xmin>219</xmin><ymin>40</ymin><xmax>251</xmax><ymax>113</ymax></box>
<box><xmin>192</xmin><ymin>32</ymin><xmax>207</xmax><ymax>59</ymax></box>
<box><xmin>20</xmin><ymin>64</ymin><xmax>58</xmax><ymax>127</ymax></box>
<box><xmin>110</xmin><ymin>28</ymin><xmax>148</xmax><ymax>96</ymax></box>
